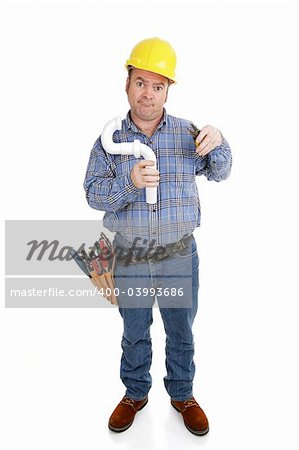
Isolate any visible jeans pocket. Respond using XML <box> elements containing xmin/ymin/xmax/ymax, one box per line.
<box><xmin>175</xmin><ymin>237</ymin><xmax>197</xmax><ymax>259</ymax></box>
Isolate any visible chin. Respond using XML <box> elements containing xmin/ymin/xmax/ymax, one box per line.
<box><xmin>137</xmin><ymin>110</ymin><xmax>153</xmax><ymax>118</ymax></box>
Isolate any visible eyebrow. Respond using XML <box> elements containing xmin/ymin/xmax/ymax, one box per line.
<box><xmin>135</xmin><ymin>76</ymin><xmax>166</xmax><ymax>87</ymax></box>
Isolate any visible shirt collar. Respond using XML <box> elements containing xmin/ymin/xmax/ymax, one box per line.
<box><xmin>125</xmin><ymin>108</ymin><xmax>167</xmax><ymax>133</ymax></box>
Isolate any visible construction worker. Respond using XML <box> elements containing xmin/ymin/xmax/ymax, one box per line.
<box><xmin>84</xmin><ymin>37</ymin><xmax>232</xmax><ymax>435</ymax></box>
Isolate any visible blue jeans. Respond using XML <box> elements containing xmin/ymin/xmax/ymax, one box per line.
<box><xmin>113</xmin><ymin>235</ymin><xmax>199</xmax><ymax>402</ymax></box>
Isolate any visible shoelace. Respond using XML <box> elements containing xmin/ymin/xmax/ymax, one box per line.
<box><xmin>120</xmin><ymin>396</ymin><xmax>138</xmax><ymax>410</ymax></box>
<box><xmin>181</xmin><ymin>398</ymin><xmax>200</xmax><ymax>412</ymax></box>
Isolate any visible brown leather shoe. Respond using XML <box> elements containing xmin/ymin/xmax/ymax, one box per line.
<box><xmin>108</xmin><ymin>396</ymin><xmax>148</xmax><ymax>432</ymax></box>
<box><xmin>171</xmin><ymin>396</ymin><xmax>209</xmax><ymax>436</ymax></box>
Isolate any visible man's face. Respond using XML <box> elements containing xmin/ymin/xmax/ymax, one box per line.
<box><xmin>126</xmin><ymin>68</ymin><xmax>169</xmax><ymax>122</ymax></box>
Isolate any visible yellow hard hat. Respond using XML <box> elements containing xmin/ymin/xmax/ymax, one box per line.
<box><xmin>125</xmin><ymin>37</ymin><xmax>177</xmax><ymax>83</ymax></box>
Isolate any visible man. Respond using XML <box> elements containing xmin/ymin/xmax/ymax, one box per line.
<box><xmin>84</xmin><ymin>37</ymin><xmax>232</xmax><ymax>435</ymax></box>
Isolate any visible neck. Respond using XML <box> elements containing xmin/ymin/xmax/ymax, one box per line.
<box><xmin>130</xmin><ymin>111</ymin><xmax>163</xmax><ymax>138</ymax></box>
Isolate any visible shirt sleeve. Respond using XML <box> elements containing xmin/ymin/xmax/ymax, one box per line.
<box><xmin>83</xmin><ymin>136</ymin><xmax>141</xmax><ymax>212</ymax></box>
<box><xmin>195</xmin><ymin>135</ymin><xmax>232</xmax><ymax>182</ymax></box>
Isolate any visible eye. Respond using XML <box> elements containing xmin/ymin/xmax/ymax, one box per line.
<box><xmin>154</xmin><ymin>86</ymin><xmax>163</xmax><ymax>92</ymax></box>
<box><xmin>136</xmin><ymin>81</ymin><xmax>144</xmax><ymax>87</ymax></box>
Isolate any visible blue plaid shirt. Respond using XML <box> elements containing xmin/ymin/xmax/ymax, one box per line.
<box><xmin>84</xmin><ymin>109</ymin><xmax>232</xmax><ymax>246</ymax></box>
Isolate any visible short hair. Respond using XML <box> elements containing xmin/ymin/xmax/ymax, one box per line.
<box><xmin>127</xmin><ymin>66</ymin><xmax>134</xmax><ymax>79</ymax></box>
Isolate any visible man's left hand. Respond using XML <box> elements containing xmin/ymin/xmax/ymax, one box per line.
<box><xmin>195</xmin><ymin>125</ymin><xmax>222</xmax><ymax>157</ymax></box>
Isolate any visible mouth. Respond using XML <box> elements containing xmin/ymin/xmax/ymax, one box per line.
<box><xmin>139</xmin><ymin>102</ymin><xmax>153</xmax><ymax>108</ymax></box>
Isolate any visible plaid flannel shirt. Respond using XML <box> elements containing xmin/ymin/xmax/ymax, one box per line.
<box><xmin>84</xmin><ymin>109</ymin><xmax>232</xmax><ymax>246</ymax></box>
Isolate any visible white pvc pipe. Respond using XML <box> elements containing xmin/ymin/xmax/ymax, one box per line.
<box><xmin>101</xmin><ymin>117</ymin><xmax>157</xmax><ymax>204</ymax></box>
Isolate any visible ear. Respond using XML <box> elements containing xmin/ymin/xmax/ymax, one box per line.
<box><xmin>164</xmin><ymin>86</ymin><xmax>169</xmax><ymax>103</ymax></box>
<box><xmin>125</xmin><ymin>77</ymin><xmax>130</xmax><ymax>94</ymax></box>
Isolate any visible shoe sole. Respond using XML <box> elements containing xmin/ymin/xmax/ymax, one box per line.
<box><xmin>171</xmin><ymin>401</ymin><xmax>210</xmax><ymax>436</ymax></box>
<box><xmin>108</xmin><ymin>398</ymin><xmax>148</xmax><ymax>433</ymax></box>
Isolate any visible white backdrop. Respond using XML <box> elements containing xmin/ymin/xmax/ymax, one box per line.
<box><xmin>1</xmin><ymin>0</ymin><xmax>298</xmax><ymax>449</ymax></box>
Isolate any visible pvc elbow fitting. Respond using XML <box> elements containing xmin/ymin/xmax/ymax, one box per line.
<box><xmin>101</xmin><ymin>117</ymin><xmax>157</xmax><ymax>204</ymax></box>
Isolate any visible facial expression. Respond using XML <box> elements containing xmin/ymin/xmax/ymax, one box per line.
<box><xmin>126</xmin><ymin>68</ymin><xmax>169</xmax><ymax>122</ymax></box>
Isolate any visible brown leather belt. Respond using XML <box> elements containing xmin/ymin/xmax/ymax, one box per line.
<box><xmin>114</xmin><ymin>234</ymin><xmax>193</xmax><ymax>265</ymax></box>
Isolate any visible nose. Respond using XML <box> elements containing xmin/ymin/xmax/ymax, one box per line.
<box><xmin>142</xmin><ymin>85</ymin><xmax>154</xmax><ymax>100</ymax></box>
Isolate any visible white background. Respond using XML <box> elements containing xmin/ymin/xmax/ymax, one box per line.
<box><xmin>1</xmin><ymin>0</ymin><xmax>298</xmax><ymax>449</ymax></box>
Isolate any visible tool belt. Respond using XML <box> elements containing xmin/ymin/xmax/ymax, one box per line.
<box><xmin>71</xmin><ymin>232</ymin><xmax>117</xmax><ymax>305</ymax></box>
<box><xmin>115</xmin><ymin>234</ymin><xmax>193</xmax><ymax>265</ymax></box>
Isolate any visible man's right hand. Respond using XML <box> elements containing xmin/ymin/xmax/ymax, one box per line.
<box><xmin>130</xmin><ymin>160</ymin><xmax>160</xmax><ymax>189</ymax></box>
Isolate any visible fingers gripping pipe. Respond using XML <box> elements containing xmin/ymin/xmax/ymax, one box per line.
<box><xmin>101</xmin><ymin>117</ymin><xmax>157</xmax><ymax>204</ymax></box>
